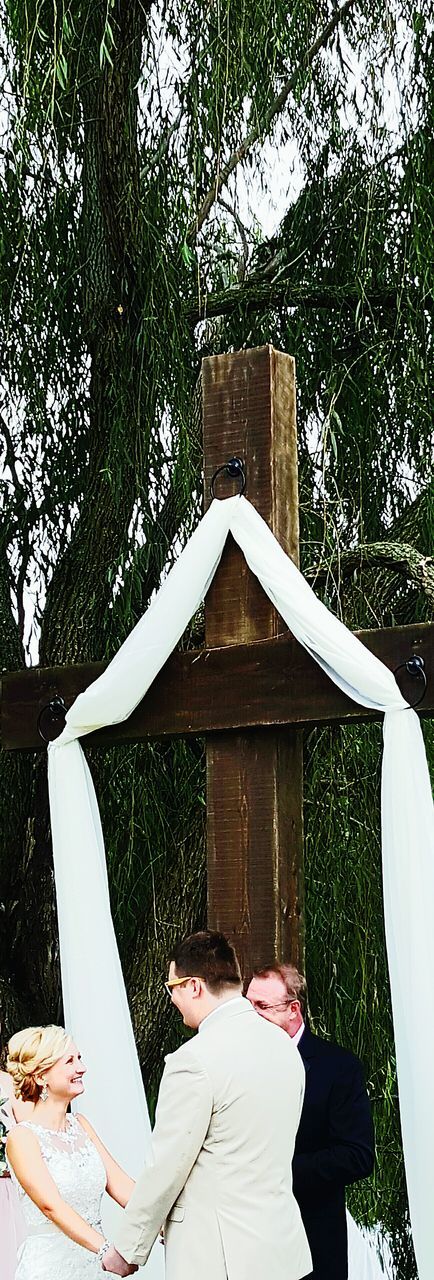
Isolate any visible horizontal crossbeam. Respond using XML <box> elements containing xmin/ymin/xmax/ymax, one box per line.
<box><xmin>1</xmin><ymin>622</ymin><xmax>432</xmax><ymax>751</ymax></box>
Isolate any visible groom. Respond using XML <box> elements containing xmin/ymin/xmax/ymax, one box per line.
<box><xmin>103</xmin><ymin>930</ymin><xmax>312</xmax><ymax>1279</ymax></box>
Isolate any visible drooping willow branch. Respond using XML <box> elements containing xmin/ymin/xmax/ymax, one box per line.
<box><xmin>187</xmin><ymin>0</ymin><xmax>359</xmax><ymax>242</ymax></box>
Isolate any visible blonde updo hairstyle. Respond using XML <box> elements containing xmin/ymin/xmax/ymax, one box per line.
<box><xmin>7</xmin><ymin>1025</ymin><xmax>72</xmax><ymax>1103</ymax></box>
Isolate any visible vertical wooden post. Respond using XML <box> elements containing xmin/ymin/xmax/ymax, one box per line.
<box><xmin>203</xmin><ymin>345</ymin><xmax>305</xmax><ymax>977</ymax></box>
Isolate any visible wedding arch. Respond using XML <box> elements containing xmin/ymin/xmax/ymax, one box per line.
<box><xmin>2</xmin><ymin>347</ymin><xmax>433</xmax><ymax>1277</ymax></box>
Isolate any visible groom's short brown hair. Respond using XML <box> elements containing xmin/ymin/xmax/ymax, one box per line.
<box><xmin>171</xmin><ymin>931</ymin><xmax>241</xmax><ymax>993</ymax></box>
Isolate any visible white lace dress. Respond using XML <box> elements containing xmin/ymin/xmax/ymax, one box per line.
<box><xmin>10</xmin><ymin>1115</ymin><xmax>117</xmax><ymax>1280</ymax></box>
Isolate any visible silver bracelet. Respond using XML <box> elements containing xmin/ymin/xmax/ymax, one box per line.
<box><xmin>96</xmin><ymin>1239</ymin><xmax>111</xmax><ymax>1264</ymax></box>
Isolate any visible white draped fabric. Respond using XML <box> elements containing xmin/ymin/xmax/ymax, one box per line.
<box><xmin>48</xmin><ymin>494</ymin><xmax>434</xmax><ymax>1278</ymax></box>
<box><xmin>346</xmin><ymin>1214</ymin><xmax>395</xmax><ymax>1279</ymax></box>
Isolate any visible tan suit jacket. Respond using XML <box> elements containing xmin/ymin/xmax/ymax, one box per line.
<box><xmin>115</xmin><ymin>997</ymin><xmax>312</xmax><ymax>1280</ymax></box>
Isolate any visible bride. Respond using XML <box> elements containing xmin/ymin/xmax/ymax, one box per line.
<box><xmin>6</xmin><ymin>1025</ymin><xmax>138</xmax><ymax>1279</ymax></box>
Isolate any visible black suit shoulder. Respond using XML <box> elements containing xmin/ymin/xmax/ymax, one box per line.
<box><xmin>299</xmin><ymin>1027</ymin><xmax>366</xmax><ymax>1077</ymax></box>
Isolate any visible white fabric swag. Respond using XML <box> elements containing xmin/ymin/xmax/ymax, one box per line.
<box><xmin>48</xmin><ymin>495</ymin><xmax>434</xmax><ymax>1278</ymax></box>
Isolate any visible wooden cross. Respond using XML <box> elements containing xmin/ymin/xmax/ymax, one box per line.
<box><xmin>1</xmin><ymin>346</ymin><xmax>433</xmax><ymax>977</ymax></box>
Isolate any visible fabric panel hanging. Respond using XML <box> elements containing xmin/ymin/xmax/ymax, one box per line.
<box><xmin>48</xmin><ymin>495</ymin><xmax>434</xmax><ymax>1279</ymax></box>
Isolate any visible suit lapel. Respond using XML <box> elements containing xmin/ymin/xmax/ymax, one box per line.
<box><xmin>297</xmin><ymin>1026</ymin><xmax>317</xmax><ymax>1069</ymax></box>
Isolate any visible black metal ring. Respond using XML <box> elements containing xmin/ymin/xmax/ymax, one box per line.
<box><xmin>37</xmin><ymin>695</ymin><xmax>68</xmax><ymax>743</ymax></box>
<box><xmin>393</xmin><ymin>655</ymin><xmax>427</xmax><ymax>709</ymax></box>
<box><xmin>210</xmin><ymin>457</ymin><xmax>246</xmax><ymax>499</ymax></box>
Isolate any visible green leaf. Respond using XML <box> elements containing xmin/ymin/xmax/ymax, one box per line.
<box><xmin>56</xmin><ymin>52</ymin><xmax>69</xmax><ymax>90</ymax></box>
<box><xmin>180</xmin><ymin>240</ymin><xmax>193</xmax><ymax>266</ymax></box>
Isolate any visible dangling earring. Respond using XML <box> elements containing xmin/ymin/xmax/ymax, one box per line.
<box><xmin>40</xmin><ymin>1082</ymin><xmax>48</xmax><ymax>1102</ymax></box>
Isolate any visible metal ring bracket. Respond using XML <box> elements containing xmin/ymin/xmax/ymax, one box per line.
<box><xmin>393</xmin><ymin>655</ymin><xmax>427</xmax><ymax>709</ymax></box>
<box><xmin>210</xmin><ymin>457</ymin><xmax>246</xmax><ymax>499</ymax></box>
<box><xmin>37</xmin><ymin>695</ymin><xmax>68</xmax><ymax>743</ymax></box>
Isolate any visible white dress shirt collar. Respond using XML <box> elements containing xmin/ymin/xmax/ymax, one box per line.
<box><xmin>292</xmin><ymin>1019</ymin><xmax>305</xmax><ymax>1048</ymax></box>
<box><xmin>198</xmin><ymin>994</ymin><xmax>248</xmax><ymax>1032</ymax></box>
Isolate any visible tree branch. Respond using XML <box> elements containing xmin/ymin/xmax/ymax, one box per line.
<box><xmin>187</xmin><ymin>0</ymin><xmax>359</xmax><ymax>242</ymax></box>
<box><xmin>141</xmin><ymin>108</ymin><xmax>183</xmax><ymax>183</ymax></box>
<box><xmin>217</xmin><ymin>198</ymin><xmax>250</xmax><ymax>281</ymax></box>
<box><xmin>183</xmin><ymin>281</ymin><xmax>428</xmax><ymax>324</ymax></box>
<box><xmin>306</xmin><ymin>541</ymin><xmax>434</xmax><ymax>605</ymax></box>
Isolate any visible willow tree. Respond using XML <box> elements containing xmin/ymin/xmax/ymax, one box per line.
<box><xmin>0</xmin><ymin>0</ymin><xmax>432</xmax><ymax>1274</ymax></box>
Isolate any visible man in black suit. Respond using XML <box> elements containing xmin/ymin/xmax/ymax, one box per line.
<box><xmin>246</xmin><ymin>964</ymin><xmax>374</xmax><ymax>1280</ymax></box>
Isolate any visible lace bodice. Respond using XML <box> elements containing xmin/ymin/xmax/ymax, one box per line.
<box><xmin>9</xmin><ymin>1114</ymin><xmax>110</xmax><ymax>1279</ymax></box>
<box><xmin>13</xmin><ymin>1114</ymin><xmax>106</xmax><ymax>1230</ymax></box>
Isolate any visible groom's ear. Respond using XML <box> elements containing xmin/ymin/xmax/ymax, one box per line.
<box><xmin>190</xmin><ymin>977</ymin><xmax>203</xmax><ymax>999</ymax></box>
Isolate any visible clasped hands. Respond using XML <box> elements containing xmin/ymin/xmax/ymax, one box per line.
<box><xmin>101</xmin><ymin>1222</ymin><xmax>165</xmax><ymax>1273</ymax></box>
<box><xmin>101</xmin><ymin>1244</ymin><xmax>138</xmax><ymax>1275</ymax></box>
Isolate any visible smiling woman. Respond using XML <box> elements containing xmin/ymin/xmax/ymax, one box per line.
<box><xmin>5</xmin><ymin>1026</ymin><xmax>136</xmax><ymax>1280</ymax></box>
<box><xmin>7</xmin><ymin>1026</ymin><xmax>79</xmax><ymax>1106</ymax></box>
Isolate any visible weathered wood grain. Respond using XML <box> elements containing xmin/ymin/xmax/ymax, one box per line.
<box><xmin>2</xmin><ymin>623</ymin><xmax>433</xmax><ymax>751</ymax></box>
<box><xmin>202</xmin><ymin>344</ymin><xmax>304</xmax><ymax>974</ymax></box>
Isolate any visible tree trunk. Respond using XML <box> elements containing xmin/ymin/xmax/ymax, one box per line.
<box><xmin>8</xmin><ymin>0</ymin><xmax>153</xmax><ymax>1023</ymax></box>
<box><xmin>0</xmin><ymin>546</ymin><xmax>35</xmax><ymax>1029</ymax></box>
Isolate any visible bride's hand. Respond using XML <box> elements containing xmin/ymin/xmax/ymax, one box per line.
<box><xmin>101</xmin><ymin>1243</ymin><xmax>138</xmax><ymax>1275</ymax></box>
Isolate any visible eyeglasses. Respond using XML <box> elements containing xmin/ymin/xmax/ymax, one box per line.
<box><xmin>247</xmin><ymin>999</ymin><xmax>295</xmax><ymax>1012</ymax></box>
<box><xmin>164</xmin><ymin>976</ymin><xmax>194</xmax><ymax>997</ymax></box>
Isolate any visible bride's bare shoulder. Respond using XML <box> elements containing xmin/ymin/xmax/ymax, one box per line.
<box><xmin>74</xmin><ymin>1112</ymin><xmax>93</xmax><ymax>1136</ymax></box>
<box><xmin>74</xmin><ymin>1113</ymin><xmax>106</xmax><ymax>1152</ymax></box>
<box><xmin>6</xmin><ymin>1123</ymin><xmax>38</xmax><ymax>1155</ymax></box>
